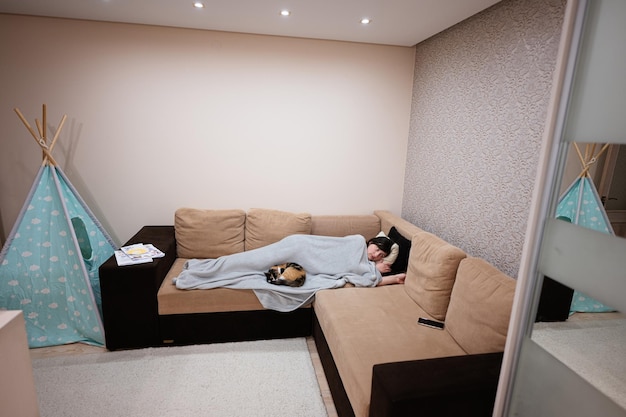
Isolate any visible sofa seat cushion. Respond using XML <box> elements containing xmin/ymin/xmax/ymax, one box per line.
<box><xmin>158</xmin><ymin>258</ymin><xmax>267</xmax><ymax>314</ymax></box>
<box><xmin>404</xmin><ymin>232</ymin><xmax>467</xmax><ymax>321</ymax></box>
<box><xmin>314</xmin><ymin>286</ymin><xmax>466</xmax><ymax>417</ymax></box>
<box><xmin>175</xmin><ymin>208</ymin><xmax>245</xmax><ymax>259</ymax></box>
<box><xmin>445</xmin><ymin>257</ymin><xmax>516</xmax><ymax>354</ymax></box>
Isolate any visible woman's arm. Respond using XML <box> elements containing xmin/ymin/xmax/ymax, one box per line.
<box><xmin>377</xmin><ymin>273</ymin><xmax>406</xmax><ymax>286</ymax></box>
<box><xmin>375</xmin><ymin>261</ymin><xmax>405</xmax><ymax>286</ymax></box>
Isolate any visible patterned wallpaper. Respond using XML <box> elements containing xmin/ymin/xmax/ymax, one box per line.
<box><xmin>402</xmin><ymin>0</ymin><xmax>566</xmax><ymax>277</ymax></box>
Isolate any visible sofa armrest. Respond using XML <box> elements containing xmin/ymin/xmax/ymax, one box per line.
<box><xmin>99</xmin><ymin>226</ymin><xmax>177</xmax><ymax>350</ymax></box>
<box><xmin>102</xmin><ymin>225</ymin><xmax>177</xmax><ymax>290</ymax></box>
<box><xmin>369</xmin><ymin>352</ymin><xmax>504</xmax><ymax>417</ymax></box>
<box><xmin>120</xmin><ymin>225</ymin><xmax>178</xmax><ymax>271</ymax></box>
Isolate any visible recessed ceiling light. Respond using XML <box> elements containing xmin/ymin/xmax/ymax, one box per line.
<box><xmin>360</xmin><ymin>18</ymin><xmax>371</xmax><ymax>24</ymax></box>
<box><xmin>280</xmin><ymin>10</ymin><xmax>291</xmax><ymax>17</ymax></box>
<box><xmin>193</xmin><ymin>2</ymin><xmax>204</xmax><ymax>8</ymax></box>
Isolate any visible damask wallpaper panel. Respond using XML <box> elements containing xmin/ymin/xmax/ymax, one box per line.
<box><xmin>402</xmin><ymin>0</ymin><xmax>566</xmax><ymax>277</ymax></box>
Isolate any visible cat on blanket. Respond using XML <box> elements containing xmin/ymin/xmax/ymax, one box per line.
<box><xmin>265</xmin><ymin>262</ymin><xmax>306</xmax><ymax>287</ymax></box>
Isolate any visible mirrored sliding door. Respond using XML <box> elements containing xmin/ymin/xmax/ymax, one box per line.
<box><xmin>496</xmin><ymin>0</ymin><xmax>626</xmax><ymax>415</ymax></box>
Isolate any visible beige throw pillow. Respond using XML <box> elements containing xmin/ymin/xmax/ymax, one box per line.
<box><xmin>404</xmin><ymin>232</ymin><xmax>466</xmax><ymax>321</ymax></box>
<box><xmin>377</xmin><ymin>231</ymin><xmax>399</xmax><ymax>264</ymax></box>
<box><xmin>175</xmin><ymin>208</ymin><xmax>246</xmax><ymax>258</ymax></box>
<box><xmin>245</xmin><ymin>208</ymin><xmax>312</xmax><ymax>251</ymax></box>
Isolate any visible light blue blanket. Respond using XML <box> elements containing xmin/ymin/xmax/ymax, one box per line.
<box><xmin>174</xmin><ymin>234</ymin><xmax>381</xmax><ymax>312</ymax></box>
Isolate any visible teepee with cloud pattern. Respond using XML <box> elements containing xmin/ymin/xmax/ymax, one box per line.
<box><xmin>0</xmin><ymin>105</ymin><xmax>116</xmax><ymax>347</ymax></box>
<box><xmin>556</xmin><ymin>143</ymin><xmax>615</xmax><ymax>313</ymax></box>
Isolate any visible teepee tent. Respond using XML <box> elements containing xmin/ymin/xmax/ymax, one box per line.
<box><xmin>556</xmin><ymin>143</ymin><xmax>615</xmax><ymax>313</ymax></box>
<box><xmin>0</xmin><ymin>105</ymin><xmax>116</xmax><ymax>347</ymax></box>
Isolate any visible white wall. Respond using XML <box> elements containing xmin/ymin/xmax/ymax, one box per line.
<box><xmin>0</xmin><ymin>14</ymin><xmax>415</xmax><ymax>245</ymax></box>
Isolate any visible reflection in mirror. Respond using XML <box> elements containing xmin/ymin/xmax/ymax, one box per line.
<box><xmin>532</xmin><ymin>142</ymin><xmax>626</xmax><ymax>410</ymax></box>
<box><xmin>532</xmin><ymin>311</ymin><xmax>626</xmax><ymax>410</ymax></box>
<box><xmin>559</xmin><ymin>142</ymin><xmax>626</xmax><ymax>238</ymax></box>
<box><xmin>600</xmin><ymin>144</ymin><xmax>626</xmax><ymax>237</ymax></box>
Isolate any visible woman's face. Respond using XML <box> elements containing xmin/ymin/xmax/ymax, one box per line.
<box><xmin>367</xmin><ymin>243</ymin><xmax>387</xmax><ymax>262</ymax></box>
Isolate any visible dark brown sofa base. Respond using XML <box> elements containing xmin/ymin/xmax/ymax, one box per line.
<box><xmin>99</xmin><ymin>226</ymin><xmax>312</xmax><ymax>351</ymax></box>
<box><xmin>312</xmin><ymin>312</ymin><xmax>504</xmax><ymax>417</ymax></box>
<box><xmin>159</xmin><ymin>309</ymin><xmax>312</xmax><ymax>346</ymax></box>
<box><xmin>370</xmin><ymin>352</ymin><xmax>504</xmax><ymax>417</ymax></box>
<box><xmin>312</xmin><ymin>311</ymin><xmax>356</xmax><ymax>417</ymax></box>
<box><xmin>100</xmin><ymin>226</ymin><xmax>178</xmax><ymax>351</ymax></box>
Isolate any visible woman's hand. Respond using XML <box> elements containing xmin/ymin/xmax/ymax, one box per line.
<box><xmin>376</xmin><ymin>261</ymin><xmax>392</xmax><ymax>274</ymax></box>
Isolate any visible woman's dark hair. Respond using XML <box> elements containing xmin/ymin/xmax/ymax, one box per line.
<box><xmin>367</xmin><ymin>236</ymin><xmax>393</xmax><ymax>256</ymax></box>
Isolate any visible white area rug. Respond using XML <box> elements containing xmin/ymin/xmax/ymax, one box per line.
<box><xmin>32</xmin><ymin>338</ymin><xmax>328</xmax><ymax>417</ymax></box>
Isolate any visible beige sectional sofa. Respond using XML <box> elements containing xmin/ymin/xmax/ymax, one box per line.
<box><xmin>99</xmin><ymin>208</ymin><xmax>516</xmax><ymax>417</ymax></box>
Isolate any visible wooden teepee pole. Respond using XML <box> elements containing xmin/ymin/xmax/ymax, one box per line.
<box><xmin>574</xmin><ymin>142</ymin><xmax>611</xmax><ymax>178</ymax></box>
<box><xmin>14</xmin><ymin>105</ymin><xmax>63</xmax><ymax>167</ymax></box>
<box><xmin>35</xmin><ymin>104</ymin><xmax>47</xmax><ymax>160</ymax></box>
<box><xmin>48</xmin><ymin>114</ymin><xmax>67</xmax><ymax>153</ymax></box>
<box><xmin>42</xmin><ymin>103</ymin><xmax>46</xmax><ymax>144</ymax></box>
<box><xmin>574</xmin><ymin>143</ymin><xmax>586</xmax><ymax>169</ymax></box>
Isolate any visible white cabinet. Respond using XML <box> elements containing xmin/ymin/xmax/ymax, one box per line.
<box><xmin>0</xmin><ymin>311</ymin><xmax>40</xmax><ymax>417</ymax></box>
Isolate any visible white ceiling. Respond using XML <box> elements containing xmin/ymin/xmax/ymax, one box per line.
<box><xmin>0</xmin><ymin>0</ymin><xmax>501</xmax><ymax>47</ymax></box>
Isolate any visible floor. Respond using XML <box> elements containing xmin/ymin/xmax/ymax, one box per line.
<box><xmin>29</xmin><ymin>336</ymin><xmax>338</xmax><ymax>417</ymax></box>
<box><xmin>532</xmin><ymin>311</ymin><xmax>626</xmax><ymax>409</ymax></box>
<box><xmin>30</xmin><ymin>312</ymin><xmax>626</xmax><ymax>417</ymax></box>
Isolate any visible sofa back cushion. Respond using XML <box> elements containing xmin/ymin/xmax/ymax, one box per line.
<box><xmin>244</xmin><ymin>208</ymin><xmax>312</xmax><ymax>251</ymax></box>
<box><xmin>175</xmin><ymin>208</ymin><xmax>245</xmax><ymax>258</ymax></box>
<box><xmin>445</xmin><ymin>257</ymin><xmax>516</xmax><ymax>354</ymax></box>
<box><xmin>404</xmin><ymin>232</ymin><xmax>466</xmax><ymax>321</ymax></box>
<box><xmin>310</xmin><ymin>215</ymin><xmax>380</xmax><ymax>239</ymax></box>
<box><xmin>374</xmin><ymin>210</ymin><xmax>424</xmax><ymax>241</ymax></box>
